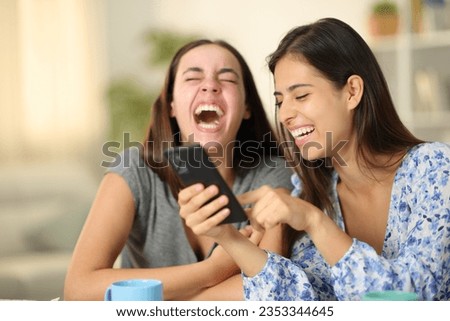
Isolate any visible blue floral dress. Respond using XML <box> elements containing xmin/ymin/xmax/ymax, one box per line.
<box><xmin>243</xmin><ymin>142</ymin><xmax>450</xmax><ymax>300</ymax></box>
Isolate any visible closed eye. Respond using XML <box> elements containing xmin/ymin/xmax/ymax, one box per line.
<box><xmin>275</xmin><ymin>100</ymin><xmax>283</xmax><ymax>109</ymax></box>
<box><xmin>296</xmin><ymin>93</ymin><xmax>309</xmax><ymax>101</ymax></box>
<box><xmin>219</xmin><ymin>79</ymin><xmax>237</xmax><ymax>83</ymax></box>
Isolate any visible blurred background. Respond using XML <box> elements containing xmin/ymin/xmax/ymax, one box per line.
<box><xmin>0</xmin><ymin>0</ymin><xmax>449</xmax><ymax>300</ymax></box>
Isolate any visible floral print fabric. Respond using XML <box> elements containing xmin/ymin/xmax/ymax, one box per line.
<box><xmin>243</xmin><ymin>142</ymin><xmax>450</xmax><ymax>300</ymax></box>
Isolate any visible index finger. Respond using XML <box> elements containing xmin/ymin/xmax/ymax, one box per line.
<box><xmin>178</xmin><ymin>183</ymin><xmax>205</xmax><ymax>205</ymax></box>
<box><xmin>237</xmin><ymin>185</ymin><xmax>273</xmax><ymax>206</ymax></box>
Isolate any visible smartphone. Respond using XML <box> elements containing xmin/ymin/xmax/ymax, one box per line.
<box><xmin>164</xmin><ymin>144</ymin><xmax>247</xmax><ymax>224</ymax></box>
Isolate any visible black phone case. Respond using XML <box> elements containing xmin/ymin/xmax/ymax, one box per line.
<box><xmin>164</xmin><ymin>144</ymin><xmax>247</xmax><ymax>224</ymax></box>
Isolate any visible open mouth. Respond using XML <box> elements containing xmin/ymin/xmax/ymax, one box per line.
<box><xmin>194</xmin><ymin>104</ymin><xmax>224</xmax><ymax>129</ymax></box>
<box><xmin>290</xmin><ymin>126</ymin><xmax>315</xmax><ymax>139</ymax></box>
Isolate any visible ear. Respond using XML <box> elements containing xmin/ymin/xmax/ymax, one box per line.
<box><xmin>243</xmin><ymin>105</ymin><xmax>251</xmax><ymax>120</ymax></box>
<box><xmin>170</xmin><ymin>102</ymin><xmax>176</xmax><ymax>117</ymax></box>
<box><xmin>345</xmin><ymin>75</ymin><xmax>364</xmax><ymax>111</ymax></box>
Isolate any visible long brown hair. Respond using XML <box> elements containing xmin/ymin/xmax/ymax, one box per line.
<box><xmin>268</xmin><ymin>18</ymin><xmax>423</xmax><ymax>253</ymax></box>
<box><xmin>143</xmin><ymin>39</ymin><xmax>283</xmax><ymax>197</ymax></box>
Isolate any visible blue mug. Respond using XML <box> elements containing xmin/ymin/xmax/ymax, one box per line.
<box><xmin>104</xmin><ymin>279</ymin><xmax>163</xmax><ymax>301</ymax></box>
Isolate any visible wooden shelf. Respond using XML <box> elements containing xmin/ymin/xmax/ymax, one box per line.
<box><xmin>371</xmin><ymin>29</ymin><xmax>450</xmax><ymax>52</ymax></box>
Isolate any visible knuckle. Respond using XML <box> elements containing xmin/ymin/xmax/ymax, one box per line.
<box><xmin>255</xmin><ymin>215</ymin><xmax>265</xmax><ymax>226</ymax></box>
<box><xmin>191</xmin><ymin>195</ymin><xmax>204</xmax><ymax>207</ymax></box>
<box><xmin>268</xmin><ymin>217</ymin><xmax>277</xmax><ymax>226</ymax></box>
<box><xmin>191</xmin><ymin>226</ymin><xmax>202</xmax><ymax>235</ymax></box>
<box><xmin>184</xmin><ymin>216</ymin><xmax>193</xmax><ymax>228</ymax></box>
<box><xmin>177</xmin><ymin>194</ymin><xmax>185</xmax><ymax>205</ymax></box>
<box><xmin>197</xmin><ymin>207</ymin><xmax>209</xmax><ymax>219</ymax></box>
<box><xmin>177</xmin><ymin>197</ymin><xmax>186</xmax><ymax>207</ymax></box>
<box><xmin>266</xmin><ymin>190</ymin><xmax>277</xmax><ymax>200</ymax></box>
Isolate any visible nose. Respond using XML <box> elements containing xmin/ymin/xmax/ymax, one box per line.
<box><xmin>278</xmin><ymin>102</ymin><xmax>296</xmax><ymax>126</ymax></box>
<box><xmin>201</xmin><ymin>79</ymin><xmax>220</xmax><ymax>93</ymax></box>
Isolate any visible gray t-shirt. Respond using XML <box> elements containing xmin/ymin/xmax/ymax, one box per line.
<box><xmin>107</xmin><ymin>147</ymin><xmax>293</xmax><ymax>268</ymax></box>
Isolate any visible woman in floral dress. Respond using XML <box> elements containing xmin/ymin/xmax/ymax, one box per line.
<box><xmin>179</xmin><ymin>18</ymin><xmax>450</xmax><ymax>300</ymax></box>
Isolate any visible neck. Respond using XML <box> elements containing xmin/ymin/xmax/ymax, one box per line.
<box><xmin>333</xmin><ymin>146</ymin><xmax>405</xmax><ymax>194</ymax></box>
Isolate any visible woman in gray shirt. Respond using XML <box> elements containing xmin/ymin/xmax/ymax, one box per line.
<box><xmin>64</xmin><ymin>39</ymin><xmax>292</xmax><ymax>300</ymax></box>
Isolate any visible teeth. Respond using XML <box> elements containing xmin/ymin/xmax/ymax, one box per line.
<box><xmin>194</xmin><ymin>104</ymin><xmax>224</xmax><ymax>117</ymax></box>
<box><xmin>198</xmin><ymin>122</ymin><xmax>219</xmax><ymax>129</ymax></box>
<box><xmin>290</xmin><ymin>126</ymin><xmax>315</xmax><ymax>138</ymax></box>
<box><xmin>194</xmin><ymin>104</ymin><xmax>224</xmax><ymax>128</ymax></box>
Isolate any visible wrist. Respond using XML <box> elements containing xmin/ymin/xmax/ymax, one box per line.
<box><xmin>304</xmin><ymin>206</ymin><xmax>326</xmax><ymax>236</ymax></box>
<box><xmin>202</xmin><ymin>228</ymin><xmax>242</xmax><ymax>287</ymax></box>
<box><xmin>303</xmin><ymin>207</ymin><xmax>352</xmax><ymax>266</ymax></box>
<box><xmin>213</xmin><ymin>224</ymin><xmax>239</xmax><ymax>244</ymax></box>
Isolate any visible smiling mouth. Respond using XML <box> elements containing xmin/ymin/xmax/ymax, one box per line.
<box><xmin>290</xmin><ymin>126</ymin><xmax>315</xmax><ymax>139</ymax></box>
<box><xmin>194</xmin><ymin>104</ymin><xmax>224</xmax><ymax>129</ymax></box>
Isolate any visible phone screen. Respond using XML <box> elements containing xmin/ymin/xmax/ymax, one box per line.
<box><xmin>164</xmin><ymin>144</ymin><xmax>248</xmax><ymax>224</ymax></box>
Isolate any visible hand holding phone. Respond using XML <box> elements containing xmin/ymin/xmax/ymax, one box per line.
<box><xmin>164</xmin><ymin>144</ymin><xmax>248</xmax><ymax>224</ymax></box>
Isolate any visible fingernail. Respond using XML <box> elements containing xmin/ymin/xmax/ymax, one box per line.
<box><xmin>207</xmin><ymin>185</ymin><xmax>218</xmax><ymax>194</ymax></box>
<box><xmin>218</xmin><ymin>195</ymin><xmax>228</xmax><ymax>204</ymax></box>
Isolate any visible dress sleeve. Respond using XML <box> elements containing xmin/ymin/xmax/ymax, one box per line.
<box><xmin>243</xmin><ymin>252</ymin><xmax>317</xmax><ymax>300</ymax></box>
<box><xmin>242</xmin><ymin>240</ymin><xmax>336</xmax><ymax>301</ymax></box>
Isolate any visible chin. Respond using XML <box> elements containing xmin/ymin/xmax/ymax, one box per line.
<box><xmin>300</xmin><ymin>147</ymin><xmax>325</xmax><ymax>161</ymax></box>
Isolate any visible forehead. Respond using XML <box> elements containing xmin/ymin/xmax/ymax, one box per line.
<box><xmin>275</xmin><ymin>56</ymin><xmax>311</xmax><ymax>79</ymax></box>
<box><xmin>274</xmin><ymin>56</ymin><xmax>324</xmax><ymax>90</ymax></box>
<box><xmin>178</xmin><ymin>44</ymin><xmax>242</xmax><ymax>75</ymax></box>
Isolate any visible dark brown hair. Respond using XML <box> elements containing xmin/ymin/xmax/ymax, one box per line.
<box><xmin>143</xmin><ymin>39</ymin><xmax>282</xmax><ymax>197</ymax></box>
<box><xmin>268</xmin><ymin>18</ymin><xmax>423</xmax><ymax>253</ymax></box>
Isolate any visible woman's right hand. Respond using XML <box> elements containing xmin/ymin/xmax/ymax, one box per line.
<box><xmin>178</xmin><ymin>183</ymin><xmax>232</xmax><ymax>238</ymax></box>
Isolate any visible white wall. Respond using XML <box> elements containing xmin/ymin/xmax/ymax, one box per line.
<box><xmin>106</xmin><ymin>0</ymin><xmax>372</xmax><ymax>121</ymax></box>
<box><xmin>0</xmin><ymin>0</ymin><xmax>108</xmax><ymax>165</ymax></box>
<box><xmin>106</xmin><ymin>0</ymin><xmax>159</xmax><ymax>86</ymax></box>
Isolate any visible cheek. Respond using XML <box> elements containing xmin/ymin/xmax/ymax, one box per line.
<box><xmin>171</xmin><ymin>93</ymin><xmax>192</xmax><ymax>115</ymax></box>
<box><xmin>173</xmin><ymin>83</ymin><xmax>195</xmax><ymax>102</ymax></box>
<box><xmin>324</xmin><ymin>112</ymin><xmax>353</xmax><ymax>142</ymax></box>
<box><xmin>228</xmin><ymin>88</ymin><xmax>246</xmax><ymax>114</ymax></box>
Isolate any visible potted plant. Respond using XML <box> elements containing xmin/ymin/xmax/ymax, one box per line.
<box><xmin>369</xmin><ymin>0</ymin><xmax>399</xmax><ymax>36</ymax></box>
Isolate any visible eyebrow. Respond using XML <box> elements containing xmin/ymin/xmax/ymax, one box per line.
<box><xmin>217</xmin><ymin>68</ymin><xmax>240</xmax><ymax>78</ymax></box>
<box><xmin>182</xmin><ymin>67</ymin><xmax>240</xmax><ymax>78</ymax></box>
<box><xmin>274</xmin><ymin>83</ymin><xmax>312</xmax><ymax>96</ymax></box>
<box><xmin>182</xmin><ymin>67</ymin><xmax>203</xmax><ymax>75</ymax></box>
